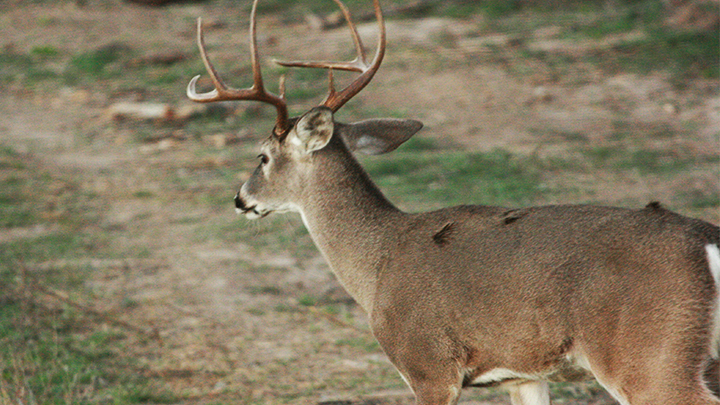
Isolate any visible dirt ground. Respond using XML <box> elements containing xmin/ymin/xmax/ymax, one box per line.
<box><xmin>1</xmin><ymin>1</ymin><xmax>718</xmax><ymax>404</ymax></box>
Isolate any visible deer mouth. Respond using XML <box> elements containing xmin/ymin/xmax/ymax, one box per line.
<box><xmin>234</xmin><ymin>192</ymin><xmax>270</xmax><ymax>219</ymax></box>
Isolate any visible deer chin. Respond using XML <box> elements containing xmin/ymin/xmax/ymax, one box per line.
<box><xmin>243</xmin><ymin>207</ymin><xmax>270</xmax><ymax>219</ymax></box>
<box><xmin>236</xmin><ymin>204</ymin><xmax>272</xmax><ymax>219</ymax></box>
<box><xmin>234</xmin><ymin>193</ymin><xmax>301</xmax><ymax>219</ymax></box>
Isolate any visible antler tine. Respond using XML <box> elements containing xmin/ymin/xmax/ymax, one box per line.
<box><xmin>187</xmin><ymin>0</ymin><xmax>289</xmax><ymax>134</ymax></box>
<box><xmin>325</xmin><ymin>0</ymin><xmax>385</xmax><ymax>111</ymax></box>
<box><xmin>248</xmin><ymin>0</ymin><xmax>267</xmax><ymax>94</ymax></box>
<box><xmin>186</xmin><ymin>18</ymin><xmax>226</xmax><ymax>101</ymax></box>
<box><xmin>274</xmin><ymin>0</ymin><xmax>368</xmax><ymax>73</ymax></box>
<box><xmin>334</xmin><ymin>0</ymin><xmax>369</xmax><ymax>67</ymax></box>
<box><xmin>274</xmin><ymin>0</ymin><xmax>385</xmax><ymax>112</ymax></box>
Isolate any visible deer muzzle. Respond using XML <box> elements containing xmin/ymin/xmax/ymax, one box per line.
<box><xmin>234</xmin><ymin>192</ymin><xmax>269</xmax><ymax>219</ymax></box>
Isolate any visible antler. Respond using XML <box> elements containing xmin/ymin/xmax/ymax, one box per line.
<box><xmin>274</xmin><ymin>0</ymin><xmax>386</xmax><ymax>113</ymax></box>
<box><xmin>187</xmin><ymin>0</ymin><xmax>289</xmax><ymax>135</ymax></box>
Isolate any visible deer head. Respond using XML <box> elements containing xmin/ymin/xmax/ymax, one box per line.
<box><xmin>187</xmin><ymin>0</ymin><xmax>422</xmax><ymax>220</ymax></box>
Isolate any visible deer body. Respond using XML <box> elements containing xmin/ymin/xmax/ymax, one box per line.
<box><xmin>239</xmin><ymin>113</ymin><xmax>720</xmax><ymax>404</ymax></box>
<box><xmin>188</xmin><ymin>1</ymin><xmax>720</xmax><ymax>403</ymax></box>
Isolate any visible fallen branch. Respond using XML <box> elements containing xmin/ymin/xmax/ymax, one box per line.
<box><xmin>304</xmin><ymin>305</ymin><xmax>368</xmax><ymax>333</ymax></box>
<box><xmin>18</xmin><ymin>263</ymin><xmax>164</xmax><ymax>347</ymax></box>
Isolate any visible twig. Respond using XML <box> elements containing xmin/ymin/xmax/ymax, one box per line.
<box><xmin>304</xmin><ymin>305</ymin><xmax>368</xmax><ymax>333</ymax></box>
<box><xmin>31</xmin><ymin>283</ymin><xmax>164</xmax><ymax>346</ymax></box>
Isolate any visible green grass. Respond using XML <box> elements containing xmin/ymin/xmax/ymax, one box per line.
<box><xmin>441</xmin><ymin>0</ymin><xmax>523</xmax><ymax>19</ymax></box>
<box><xmin>0</xmin><ymin>293</ymin><xmax>176</xmax><ymax>404</ymax></box>
<box><xmin>486</xmin><ymin>0</ymin><xmax>719</xmax><ymax>84</ymax></box>
<box><xmin>335</xmin><ymin>337</ymin><xmax>380</xmax><ymax>353</ymax></box>
<box><xmin>363</xmin><ymin>148</ymin><xmax>543</xmax><ymax>209</ymax></box>
<box><xmin>571</xmin><ymin>0</ymin><xmax>666</xmax><ymax>38</ymax></box>
<box><xmin>0</xmin><ymin>149</ymin><xmax>46</xmax><ymax>228</ymax></box>
<box><xmin>30</xmin><ymin>45</ymin><xmax>61</xmax><ymax>58</ymax></box>
<box><xmin>298</xmin><ymin>295</ymin><xmax>318</xmax><ymax>307</ymax></box>
<box><xmin>0</xmin><ymin>234</ymin><xmax>95</xmax><ymax>278</ymax></box>
<box><xmin>1</xmin><ymin>0</ymin><xmax>713</xmax><ymax>102</ymax></box>
<box><xmin>70</xmin><ymin>43</ymin><xmax>128</xmax><ymax>75</ymax></box>
<box><xmin>581</xmin><ymin>144</ymin><xmax>719</xmax><ymax>175</ymax></box>
<box><xmin>0</xmin><ymin>49</ymin><xmax>59</xmax><ymax>85</ymax></box>
<box><xmin>611</xmin><ymin>29</ymin><xmax>719</xmax><ymax>80</ymax></box>
<box><xmin>0</xmin><ymin>302</ymin><xmax>103</xmax><ymax>403</ymax></box>
<box><xmin>0</xmin><ymin>145</ymin><xmax>175</xmax><ymax>404</ymax></box>
<box><xmin>686</xmin><ymin>193</ymin><xmax>720</xmax><ymax>210</ymax></box>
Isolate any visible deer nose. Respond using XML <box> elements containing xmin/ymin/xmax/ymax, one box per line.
<box><xmin>234</xmin><ymin>192</ymin><xmax>261</xmax><ymax>216</ymax></box>
<box><xmin>234</xmin><ymin>192</ymin><xmax>252</xmax><ymax>214</ymax></box>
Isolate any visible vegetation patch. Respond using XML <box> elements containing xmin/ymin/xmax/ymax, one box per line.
<box><xmin>0</xmin><ymin>146</ymin><xmax>174</xmax><ymax>404</ymax></box>
<box><xmin>364</xmin><ymin>148</ymin><xmax>543</xmax><ymax>209</ymax></box>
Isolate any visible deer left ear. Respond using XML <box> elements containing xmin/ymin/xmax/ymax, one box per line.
<box><xmin>338</xmin><ymin>118</ymin><xmax>423</xmax><ymax>155</ymax></box>
<box><xmin>292</xmin><ymin>107</ymin><xmax>334</xmax><ymax>154</ymax></box>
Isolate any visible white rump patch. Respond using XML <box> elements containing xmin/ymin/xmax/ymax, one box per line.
<box><xmin>706</xmin><ymin>244</ymin><xmax>720</xmax><ymax>358</ymax></box>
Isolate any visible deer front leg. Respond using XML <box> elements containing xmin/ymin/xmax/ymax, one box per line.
<box><xmin>399</xmin><ymin>365</ymin><xmax>462</xmax><ymax>405</ymax></box>
<box><xmin>373</xmin><ymin>334</ymin><xmax>463</xmax><ymax>404</ymax></box>
<box><xmin>508</xmin><ymin>381</ymin><xmax>550</xmax><ymax>405</ymax></box>
<box><xmin>413</xmin><ymin>385</ymin><xmax>462</xmax><ymax>405</ymax></box>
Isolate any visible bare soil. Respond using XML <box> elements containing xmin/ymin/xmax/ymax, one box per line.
<box><xmin>1</xmin><ymin>1</ymin><xmax>718</xmax><ymax>404</ymax></box>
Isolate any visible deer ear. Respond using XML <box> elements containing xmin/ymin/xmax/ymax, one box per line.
<box><xmin>339</xmin><ymin>118</ymin><xmax>423</xmax><ymax>155</ymax></box>
<box><xmin>293</xmin><ymin>107</ymin><xmax>335</xmax><ymax>154</ymax></box>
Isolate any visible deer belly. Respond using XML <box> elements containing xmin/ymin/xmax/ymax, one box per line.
<box><xmin>465</xmin><ymin>355</ymin><xmax>593</xmax><ymax>387</ymax></box>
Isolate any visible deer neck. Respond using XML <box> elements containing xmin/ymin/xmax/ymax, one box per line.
<box><xmin>297</xmin><ymin>147</ymin><xmax>404</xmax><ymax>313</ymax></box>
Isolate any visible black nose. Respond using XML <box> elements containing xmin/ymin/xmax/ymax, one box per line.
<box><xmin>234</xmin><ymin>192</ymin><xmax>243</xmax><ymax>209</ymax></box>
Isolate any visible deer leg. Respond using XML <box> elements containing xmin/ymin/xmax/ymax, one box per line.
<box><xmin>586</xmin><ymin>353</ymin><xmax>720</xmax><ymax>405</ymax></box>
<box><xmin>410</xmin><ymin>383</ymin><xmax>462</xmax><ymax>405</ymax></box>
<box><xmin>385</xmin><ymin>351</ymin><xmax>462</xmax><ymax>405</ymax></box>
<box><xmin>403</xmin><ymin>371</ymin><xmax>462</xmax><ymax>405</ymax></box>
<box><xmin>508</xmin><ymin>381</ymin><xmax>550</xmax><ymax>405</ymax></box>
<box><xmin>371</xmin><ymin>317</ymin><xmax>465</xmax><ymax>405</ymax></box>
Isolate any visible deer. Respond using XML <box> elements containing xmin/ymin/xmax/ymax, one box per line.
<box><xmin>186</xmin><ymin>0</ymin><xmax>720</xmax><ymax>404</ymax></box>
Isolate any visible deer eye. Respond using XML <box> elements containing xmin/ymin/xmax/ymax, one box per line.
<box><xmin>257</xmin><ymin>154</ymin><xmax>269</xmax><ymax>165</ymax></box>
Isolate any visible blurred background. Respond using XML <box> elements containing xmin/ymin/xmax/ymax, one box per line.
<box><xmin>0</xmin><ymin>0</ymin><xmax>718</xmax><ymax>403</ymax></box>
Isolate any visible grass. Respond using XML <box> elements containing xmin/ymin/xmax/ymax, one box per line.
<box><xmin>363</xmin><ymin>147</ymin><xmax>544</xmax><ymax>210</ymax></box>
<box><xmin>0</xmin><ymin>49</ymin><xmax>59</xmax><ymax>85</ymax></box>
<box><xmin>611</xmin><ymin>29</ymin><xmax>719</xmax><ymax>80</ymax></box>
<box><xmin>582</xmin><ymin>144</ymin><xmax>719</xmax><ymax>175</ymax></box>
<box><xmin>357</xmin><ymin>131</ymin><xmax>718</xmax><ymax>217</ymax></box>
<box><xmin>335</xmin><ymin>337</ymin><xmax>380</xmax><ymax>353</ymax></box>
<box><xmin>487</xmin><ymin>0</ymin><xmax>719</xmax><ymax>84</ymax></box>
<box><xmin>0</xmin><ymin>302</ymin><xmax>162</xmax><ymax>404</ymax></box>
<box><xmin>1</xmin><ymin>0</ymin><xmax>713</xmax><ymax>99</ymax></box>
<box><xmin>0</xmin><ymin>145</ymin><xmax>175</xmax><ymax>404</ymax></box>
<box><xmin>0</xmin><ymin>305</ymin><xmax>100</xmax><ymax>403</ymax></box>
<box><xmin>440</xmin><ymin>0</ymin><xmax>523</xmax><ymax>19</ymax></box>
<box><xmin>69</xmin><ymin>44</ymin><xmax>127</xmax><ymax>75</ymax></box>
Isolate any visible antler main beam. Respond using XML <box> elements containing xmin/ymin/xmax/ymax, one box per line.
<box><xmin>187</xmin><ymin>0</ymin><xmax>289</xmax><ymax>134</ymax></box>
<box><xmin>274</xmin><ymin>0</ymin><xmax>386</xmax><ymax>112</ymax></box>
<box><xmin>187</xmin><ymin>0</ymin><xmax>385</xmax><ymax>133</ymax></box>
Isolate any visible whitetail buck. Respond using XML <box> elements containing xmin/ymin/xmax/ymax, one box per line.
<box><xmin>187</xmin><ymin>1</ymin><xmax>720</xmax><ymax>404</ymax></box>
